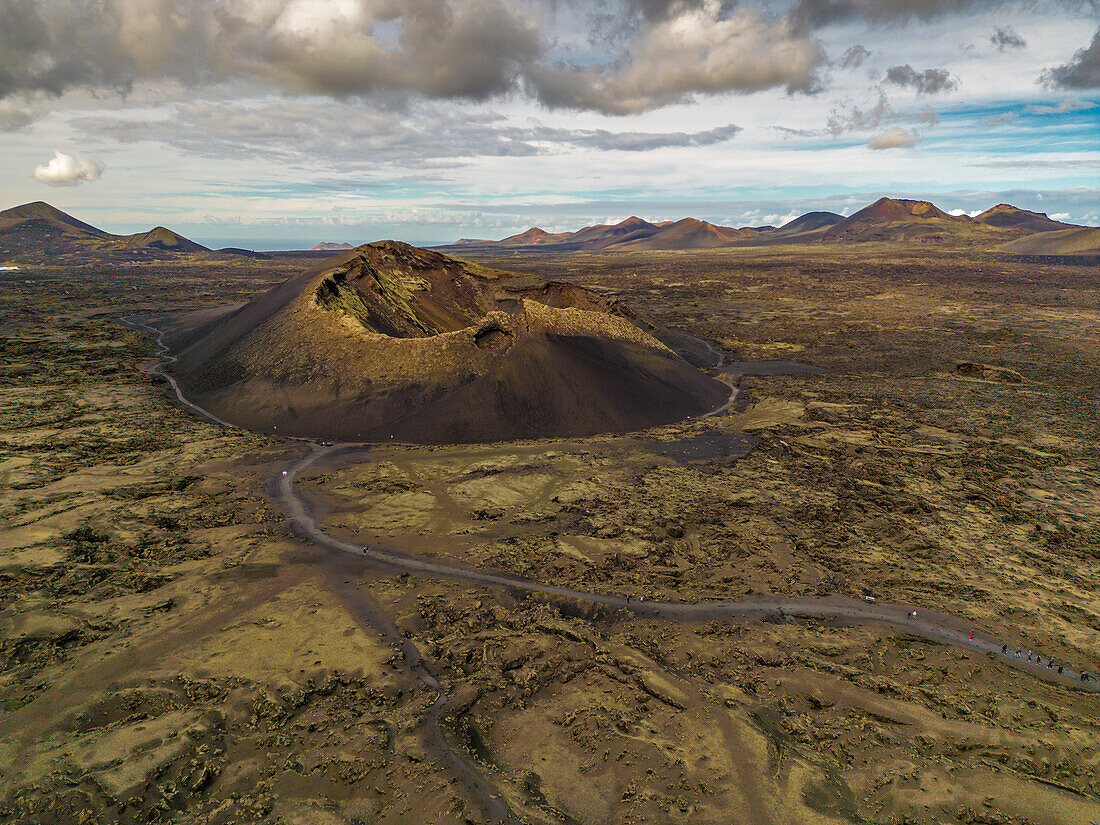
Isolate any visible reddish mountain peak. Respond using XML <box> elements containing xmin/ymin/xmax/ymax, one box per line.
<box><xmin>850</xmin><ymin>197</ymin><xmax>954</xmax><ymax>222</ymax></box>
<box><xmin>499</xmin><ymin>227</ymin><xmax>561</xmax><ymax>244</ymax></box>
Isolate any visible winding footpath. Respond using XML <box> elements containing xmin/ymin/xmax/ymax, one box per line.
<box><xmin>124</xmin><ymin>316</ymin><xmax>1100</xmax><ymax>699</ymax></box>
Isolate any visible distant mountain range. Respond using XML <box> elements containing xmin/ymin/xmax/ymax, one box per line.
<box><xmin>1</xmin><ymin>198</ymin><xmax>1093</xmax><ymax>265</ymax></box>
<box><xmin>436</xmin><ymin>198</ymin><xmax>1087</xmax><ymax>253</ymax></box>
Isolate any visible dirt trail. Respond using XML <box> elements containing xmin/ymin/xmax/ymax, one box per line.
<box><xmin>130</xmin><ymin>315</ymin><xmax>1100</xmax><ymax>699</ymax></box>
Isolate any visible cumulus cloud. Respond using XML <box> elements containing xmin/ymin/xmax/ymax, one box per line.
<box><xmin>990</xmin><ymin>26</ymin><xmax>1026</xmax><ymax>51</ymax></box>
<box><xmin>0</xmin><ymin>0</ymin><xmax>542</xmax><ymax>101</ymax></box>
<box><xmin>884</xmin><ymin>64</ymin><xmax>957</xmax><ymax>94</ymax></box>
<box><xmin>32</xmin><ymin>149</ymin><xmax>103</xmax><ymax>185</ymax></box>
<box><xmin>528</xmin><ymin>4</ymin><xmax>825</xmax><ymax>113</ymax></box>
<box><xmin>1041</xmin><ymin>29</ymin><xmax>1100</xmax><ymax>88</ymax></box>
<box><xmin>866</xmin><ymin>126</ymin><xmax>921</xmax><ymax>149</ymax></box>
<box><xmin>0</xmin><ymin>0</ymin><xmax>824</xmax><ymax>115</ymax></box>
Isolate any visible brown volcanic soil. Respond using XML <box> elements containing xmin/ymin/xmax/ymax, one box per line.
<box><xmin>170</xmin><ymin>242</ymin><xmax>729</xmax><ymax>443</ymax></box>
<box><xmin>2</xmin><ymin>247</ymin><xmax>1099</xmax><ymax>825</ymax></box>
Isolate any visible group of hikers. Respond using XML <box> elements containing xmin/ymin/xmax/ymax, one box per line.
<box><xmin>999</xmin><ymin>642</ymin><xmax>1091</xmax><ymax>681</ymax></box>
<box><xmin>906</xmin><ymin>609</ymin><xmax>1091</xmax><ymax>683</ymax></box>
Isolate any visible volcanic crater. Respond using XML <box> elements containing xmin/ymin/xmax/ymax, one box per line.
<box><xmin>168</xmin><ymin>241</ymin><xmax>730</xmax><ymax>443</ymax></box>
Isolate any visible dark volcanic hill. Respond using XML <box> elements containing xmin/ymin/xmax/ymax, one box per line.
<box><xmin>574</xmin><ymin>217</ymin><xmax>660</xmax><ymax>250</ymax></box>
<box><xmin>774</xmin><ymin>212</ymin><xmax>844</xmax><ymax>235</ymax></box>
<box><xmin>0</xmin><ymin>201</ymin><xmax>208</xmax><ymax>262</ymax></box>
<box><xmin>607</xmin><ymin>218</ymin><xmax>752</xmax><ymax>251</ymax></box>
<box><xmin>170</xmin><ymin>242</ymin><xmax>730</xmax><ymax>443</ymax></box>
<box><xmin>975</xmin><ymin>204</ymin><xmax>1079</xmax><ymax>234</ymax></box>
<box><xmin>498</xmin><ymin>227</ymin><xmax>574</xmax><ymax>246</ymax></box>
<box><xmin>719</xmin><ymin>211</ymin><xmax>845</xmax><ymax>247</ymax></box>
<box><xmin>122</xmin><ymin>226</ymin><xmax>208</xmax><ymax>253</ymax></box>
<box><xmin>822</xmin><ymin>198</ymin><xmax>993</xmax><ymax>244</ymax></box>
<box><xmin>0</xmin><ymin>201</ymin><xmax>107</xmax><ymax>260</ymax></box>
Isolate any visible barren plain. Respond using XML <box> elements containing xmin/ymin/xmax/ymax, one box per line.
<box><xmin>1</xmin><ymin>245</ymin><xmax>1098</xmax><ymax>825</ymax></box>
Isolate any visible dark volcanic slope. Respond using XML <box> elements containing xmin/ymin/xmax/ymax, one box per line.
<box><xmin>121</xmin><ymin>226</ymin><xmax>209</xmax><ymax>253</ymax></box>
<box><xmin>823</xmin><ymin>197</ymin><xmax>992</xmax><ymax>243</ymax></box>
<box><xmin>170</xmin><ymin>242</ymin><xmax>729</xmax><ymax>443</ymax></box>
<box><xmin>0</xmin><ymin>201</ymin><xmax>107</xmax><ymax>260</ymax></box>
<box><xmin>975</xmin><ymin>204</ymin><xmax>1079</xmax><ymax>234</ymax></box>
<box><xmin>774</xmin><ymin>211</ymin><xmax>844</xmax><ymax>235</ymax></box>
<box><xmin>1000</xmin><ymin>226</ymin><xmax>1100</xmax><ymax>256</ymax></box>
<box><xmin>0</xmin><ymin>201</ymin><xmax>208</xmax><ymax>262</ymax></box>
<box><xmin>607</xmin><ymin>218</ymin><xmax>751</xmax><ymax>251</ymax></box>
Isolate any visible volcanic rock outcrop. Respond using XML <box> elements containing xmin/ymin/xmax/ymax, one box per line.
<box><xmin>169</xmin><ymin>242</ymin><xmax>730</xmax><ymax>443</ymax></box>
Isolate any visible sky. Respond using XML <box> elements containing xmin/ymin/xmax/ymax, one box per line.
<box><xmin>0</xmin><ymin>0</ymin><xmax>1098</xmax><ymax>249</ymax></box>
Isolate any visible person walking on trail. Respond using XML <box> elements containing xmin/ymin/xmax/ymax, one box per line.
<box><xmin>908</xmin><ymin>610</ymin><xmax>917</xmax><ymax>620</ymax></box>
<box><xmin>969</xmin><ymin>630</ymin><xmax>974</xmax><ymax>640</ymax></box>
<box><xmin>1002</xmin><ymin>644</ymin><xmax>1008</xmax><ymax>654</ymax></box>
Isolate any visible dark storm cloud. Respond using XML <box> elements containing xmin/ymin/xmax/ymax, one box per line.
<box><xmin>0</xmin><ymin>100</ymin><xmax>34</xmax><ymax>130</ymax></box>
<box><xmin>75</xmin><ymin>102</ymin><xmax>741</xmax><ymax>166</ymax></box>
<box><xmin>1041</xmin><ymin>27</ymin><xmax>1100</xmax><ymax>88</ymax></box>
<box><xmin>0</xmin><ymin>0</ymin><xmax>827</xmax><ymax>115</ymax></box>
<box><xmin>884</xmin><ymin>64</ymin><xmax>957</xmax><ymax>94</ymax></box>
<box><xmin>990</xmin><ymin>26</ymin><xmax>1026</xmax><ymax>50</ymax></box>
